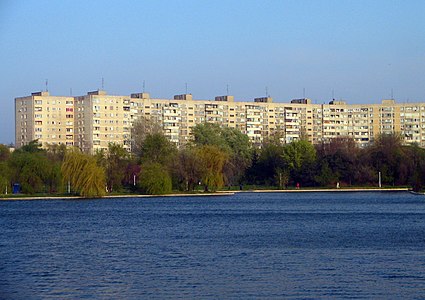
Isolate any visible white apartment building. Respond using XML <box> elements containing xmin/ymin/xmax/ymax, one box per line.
<box><xmin>15</xmin><ymin>92</ymin><xmax>75</xmax><ymax>148</ymax></box>
<box><xmin>15</xmin><ymin>90</ymin><xmax>425</xmax><ymax>152</ymax></box>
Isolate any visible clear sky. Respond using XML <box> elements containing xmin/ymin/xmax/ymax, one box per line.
<box><xmin>1</xmin><ymin>0</ymin><xmax>424</xmax><ymax>144</ymax></box>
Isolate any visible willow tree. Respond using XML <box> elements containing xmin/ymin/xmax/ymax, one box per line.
<box><xmin>174</xmin><ymin>146</ymin><xmax>203</xmax><ymax>191</ymax></box>
<box><xmin>197</xmin><ymin>145</ymin><xmax>228</xmax><ymax>192</ymax></box>
<box><xmin>61</xmin><ymin>148</ymin><xmax>106</xmax><ymax>198</ymax></box>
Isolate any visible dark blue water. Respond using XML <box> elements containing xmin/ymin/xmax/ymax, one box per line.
<box><xmin>1</xmin><ymin>192</ymin><xmax>425</xmax><ymax>299</ymax></box>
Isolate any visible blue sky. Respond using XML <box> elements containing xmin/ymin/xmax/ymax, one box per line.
<box><xmin>1</xmin><ymin>0</ymin><xmax>424</xmax><ymax>144</ymax></box>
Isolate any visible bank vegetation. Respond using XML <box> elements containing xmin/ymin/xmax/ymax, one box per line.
<box><xmin>1</xmin><ymin>120</ymin><xmax>424</xmax><ymax>197</ymax></box>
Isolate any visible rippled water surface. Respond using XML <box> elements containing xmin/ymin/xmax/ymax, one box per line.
<box><xmin>1</xmin><ymin>192</ymin><xmax>425</xmax><ymax>299</ymax></box>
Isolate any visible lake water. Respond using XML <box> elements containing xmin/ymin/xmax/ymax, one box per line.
<box><xmin>1</xmin><ymin>192</ymin><xmax>425</xmax><ymax>299</ymax></box>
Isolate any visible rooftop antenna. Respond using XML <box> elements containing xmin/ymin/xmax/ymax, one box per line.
<box><xmin>101</xmin><ymin>77</ymin><xmax>104</xmax><ymax>90</ymax></box>
<box><xmin>143</xmin><ymin>80</ymin><xmax>146</xmax><ymax>93</ymax></box>
<box><xmin>303</xmin><ymin>88</ymin><xmax>306</xmax><ymax>98</ymax></box>
<box><xmin>332</xmin><ymin>89</ymin><xmax>335</xmax><ymax>100</ymax></box>
<box><xmin>265</xmin><ymin>86</ymin><xmax>269</xmax><ymax>97</ymax></box>
<box><xmin>185</xmin><ymin>82</ymin><xmax>188</xmax><ymax>94</ymax></box>
<box><xmin>45</xmin><ymin>79</ymin><xmax>48</xmax><ymax>92</ymax></box>
<box><xmin>226</xmin><ymin>84</ymin><xmax>229</xmax><ymax>96</ymax></box>
<box><xmin>391</xmin><ymin>88</ymin><xmax>394</xmax><ymax>100</ymax></box>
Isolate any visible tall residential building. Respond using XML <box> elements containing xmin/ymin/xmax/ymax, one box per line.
<box><xmin>15</xmin><ymin>90</ymin><xmax>425</xmax><ymax>152</ymax></box>
<box><xmin>74</xmin><ymin>90</ymin><xmax>133</xmax><ymax>153</ymax></box>
<box><xmin>15</xmin><ymin>92</ymin><xmax>75</xmax><ymax>148</ymax></box>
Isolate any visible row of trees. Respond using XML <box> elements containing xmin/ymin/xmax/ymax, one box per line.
<box><xmin>247</xmin><ymin>133</ymin><xmax>425</xmax><ymax>190</ymax></box>
<box><xmin>1</xmin><ymin>120</ymin><xmax>425</xmax><ymax>197</ymax></box>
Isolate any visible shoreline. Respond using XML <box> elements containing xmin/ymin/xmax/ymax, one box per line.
<box><xmin>0</xmin><ymin>188</ymin><xmax>412</xmax><ymax>201</ymax></box>
<box><xmin>0</xmin><ymin>192</ymin><xmax>236</xmax><ymax>201</ymax></box>
<box><xmin>241</xmin><ymin>187</ymin><xmax>410</xmax><ymax>193</ymax></box>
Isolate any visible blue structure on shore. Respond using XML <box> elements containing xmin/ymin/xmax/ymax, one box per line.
<box><xmin>12</xmin><ymin>183</ymin><xmax>20</xmax><ymax>194</ymax></box>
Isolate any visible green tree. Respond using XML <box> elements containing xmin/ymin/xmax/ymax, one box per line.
<box><xmin>315</xmin><ymin>160</ymin><xmax>338</xmax><ymax>186</ymax></box>
<box><xmin>282</xmin><ymin>139</ymin><xmax>317</xmax><ymax>186</ymax></box>
<box><xmin>0</xmin><ymin>162</ymin><xmax>10</xmax><ymax>194</ymax></box>
<box><xmin>131</xmin><ymin>117</ymin><xmax>162</xmax><ymax>157</ymax></box>
<box><xmin>220</xmin><ymin>126</ymin><xmax>253</xmax><ymax>185</ymax></box>
<box><xmin>275</xmin><ymin>168</ymin><xmax>289</xmax><ymax>189</ymax></box>
<box><xmin>197</xmin><ymin>145</ymin><xmax>228</xmax><ymax>192</ymax></box>
<box><xmin>192</xmin><ymin>123</ymin><xmax>228</xmax><ymax>150</ymax></box>
<box><xmin>96</xmin><ymin>143</ymin><xmax>130</xmax><ymax>192</ymax></box>
<box><xmin>192</xmin><ymin>123</ymin><xmax>252</xmax><ymax>185</ymax></box>
<box><xmin>0</xmin><ymin>144</ymin><xmax>11</xmax><ymax>194</ymax></box>
<box><xmin>406</xmin><ymin>143</ymin><xmax>425</xmax><ymax>191</ymax></box>
<box><xmin>139</xmin><ymin>133</ymin><xmax>177</xmax><ymax>165</ymax></box>
<box><xmin>8</xmin><ymin>145</ymin><xmax>51</xmax><ymax>194</ymax></box>
<box><xmin>46</xmin><ymin>143</ymin><xmax>67</xmax><ymax>162</ymax></box>
<box><xmin>138</xmin><ymin>162</ymin><xmax>172</xmax><ymax>195</ymax></box>
<box><xmin>19</xmin><ymin>140</ymin><xmax>44</xmax><ymax>153</ymax></box>
<box><xmin>174</xmin><ymin>146</ymin><xmax>203</xmax><ymax>191</ymax></box>
<box><xmin>316</xmin><ymin>137</ymin><xmax>357</xmax><ymax>185</ymax></box>
<box><xmin>0</xmin><ymin>144</ymin><xmax>11</xmax><ymax>161</ymax></box>
<box><xmin>246</xmin><ymin>137</ymin><xmax>287</xmax><ymax>186</ymax></box>
<box><xmin>44</xmin><ymin>144</ymin><xmax>67</xmax><ymax>193</ymax></box>
<box><xmin>369</xmin><ymin>133</ymin><xmax>404</xmax><ymax>186</ymax></box>
<box><xmin>61</xmin><ymin>148</ymin><xmax>106</xmax><ymax>198</ymax></box>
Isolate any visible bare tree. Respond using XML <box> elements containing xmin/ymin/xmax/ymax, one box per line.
<box><xmin>130</xmin><ymin>116</ymin><xmax>162</xmax><ymax>157</ymax></box>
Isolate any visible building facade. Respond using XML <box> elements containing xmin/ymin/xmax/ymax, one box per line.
<box><xmin>15</xmin><ymin>92</ymin><xmax>75</xmax><ymax>148</ymax></box>
<box><xmin>15</xmin><ymin>90</ymin><xmax>425</xmax><ymax>152</ymax></box>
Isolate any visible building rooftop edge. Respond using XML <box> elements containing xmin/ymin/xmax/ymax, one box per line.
<box><xmin>15</xmin><ymin>91</ymin><xmax>425</xmax><ymax>106</ymax></box>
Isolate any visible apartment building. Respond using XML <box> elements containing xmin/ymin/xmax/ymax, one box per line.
<box><xmin>73</xmin><ymin>90</ymin><xmax>134</xmax><ymax>153</ymax></box>
<box><xmin>15</xmin><ymin>90</ymin><xmax>425</xmax><ymax>152</ymax></box>
<box><xmin>15</xmin><ymin>91</ymin><xmax>75</xmax><ymax>148</ymax></box>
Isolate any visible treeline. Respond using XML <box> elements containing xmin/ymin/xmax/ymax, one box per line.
<box><xmin>1</xmin><ymin>120</ymin><xmax>425</xmax><ymax>197</ymax></box>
